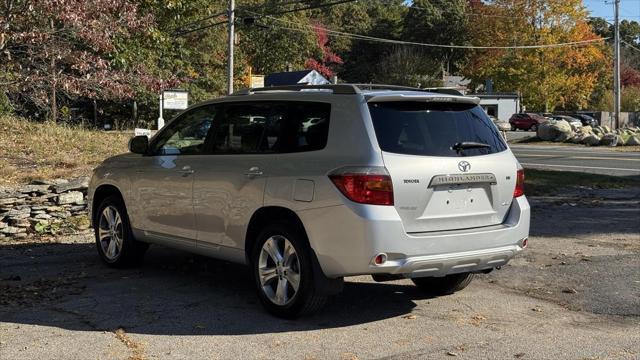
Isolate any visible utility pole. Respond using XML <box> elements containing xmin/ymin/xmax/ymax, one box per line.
<box><xmin>227</xmin><ymin>0</ymin><xmax>235</xmax><ymax>95</ymax></box>
<box><xmin>614</xmin><ymin>0</ymin><xmax>621</xmax><ymax>129</ymax></box>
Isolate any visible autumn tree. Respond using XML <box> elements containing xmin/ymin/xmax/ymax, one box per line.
<box><xmin>464</xmin><ymin>0</ymin><xmax>610</xmax><ymax>111</ymax></box>
<box><xmin>0</xmin><ymin>0</ymin><xmax>157</xmax><ymax>122</ymax></box>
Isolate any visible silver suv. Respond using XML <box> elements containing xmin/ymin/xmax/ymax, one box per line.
<box><xmin>88</xmin><ymin>84</ymin><xmax>530</xmax><ymax>318</ymax></box>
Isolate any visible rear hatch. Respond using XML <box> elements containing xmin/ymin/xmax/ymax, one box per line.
<box><xmin>367</xmin><ymin>96</ymin><xmax>518</xmax><ymax>233</ymax></box>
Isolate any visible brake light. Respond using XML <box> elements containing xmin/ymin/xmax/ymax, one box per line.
<box><xmin>329</xmin><ymin>167</ymin><xmax>394</xmax><ymax>205</ymax></box>
<box><xmin>513</xmin><ymin>169</ymin><xmax>525</xmax><ymax>197</ymax></box>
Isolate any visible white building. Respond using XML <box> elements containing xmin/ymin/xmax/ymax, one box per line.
<box><xmin>471</xmin><ymin>93</ymin><xmax>521</xmax><ymax>122</ymax></box>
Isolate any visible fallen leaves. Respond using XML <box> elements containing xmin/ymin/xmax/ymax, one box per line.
<box><xmin>470</xmin><ymin>314</ymin><xmax>487</xmax><ymax>326</ymax></box>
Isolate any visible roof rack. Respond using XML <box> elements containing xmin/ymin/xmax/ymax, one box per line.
<box><xmin>230</xmin><ymin>84</ymin><xmax>465</xmax><ymax>96</ymax></box>
<box><xmin>231</xmin><ymin>84</ymin><xmax>360</xmax><ymax>95</ymax></box>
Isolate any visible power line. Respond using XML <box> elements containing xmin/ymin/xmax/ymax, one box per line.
<box><xmin>247</xmin><ymin>11</ymin><xmax>609</xmax><ymax>50</ymax></box>
<box><xmin>622</xmin><ymin>39</ymin><xmax>640</xmax><ymax>52</ymax></box>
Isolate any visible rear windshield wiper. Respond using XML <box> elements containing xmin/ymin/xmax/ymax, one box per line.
<box><xmin>452</xmin><ymin>142</ymin><xmax>491</xmax><ymax>154</ymax></box>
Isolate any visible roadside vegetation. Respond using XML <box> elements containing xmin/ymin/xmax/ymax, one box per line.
<box><xmin>1</xmin><ymin>0</ymin><xmax>637</xmax><ymax>128</ymax></box>
<box><xmin>0</xmin><ymin>116</ymin><xmax>129</xmax><ymax>186</ymax></box>
<box><xmin>525</xmin><ymin>169</ymin><xmax>640</xmax><ymax>196</ymax></box>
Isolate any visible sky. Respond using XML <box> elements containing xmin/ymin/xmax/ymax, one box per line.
<box><xmin>585</xmin><ymin>0</ymin><xmax>640</xmax><ymax>22</ymax></box>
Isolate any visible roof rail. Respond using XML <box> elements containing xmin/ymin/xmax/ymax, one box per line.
<box><xmin>231</xmin><ymin>84</ymin><xmax>360</xmax><ymax>95</ymax></box>
<box><xmin>230</xmin><ymin>84</ymin><xmax>465</xmax><ymax>96</ymax></box>
<box><xmin>351</xmin><ymin>84</ymin><xmax>425</xmax><ymax>92</ymax></box>
<box><xmin>422</xmin><ymin>87</ymin><xmax>465</xmax><ymax>96</ymax></box>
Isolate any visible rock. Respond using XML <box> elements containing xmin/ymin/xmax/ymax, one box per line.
<box><xmin>50</xmin><ymin>211</ymin><xmax>72</xmax><ymax>218</ymax></box>
<box><xmin>537</xmin><ymin>121</ymin><xmax>556</xmax><ymax>141</ymax></box>
<box><xmin>45</xmin><ymin>206</ymin><xmax>63</xmax><ymax>212</ymax></box>
<box><xmin>19</xmin><ymin>185</ymin><xmax>51</xmax><ymax>194</ymax></box>
<box><xmin>53</xmin><ymin>177</ymin><xmax>89</xmax><ymax>194</ymax></box>
<box><xmin>0</xmin><ymin>198</ymin><xmax>18</xmax><ymax>206</ymax></box>
<box><xmin>578</xmin><ymin>125</ymin><xmax>592</xmax><ymax>135</ymax></box>
<box><xmin>12</xmin><ymin>219</ymin><xmax>30</xmax><ymax>228</ymax></box>
<box><xmin>538</xmin><ymin>120</ymin><xmax>574</xmax><ymax>142</ymax></box>
<box><xmin>603</xmin><ymin>125</ymin><xmax>611</xmax><ymax>133</ymax></box>
<box><xmin>34</xmin><ymin>213</ymin><xmax>52</xmax><ymax>220</ymax></box>
<box><xmin>582</xmin><ymin>134</ymin><xmax>601</xmax><ymax>146</ymax></box>
<box><xmin>57</xmin><ymin>191</ymin><xmax>84</xmax><ymax>205</ymax></box>
<box><xmin>626</xmin><ymin>135</ymin><xmax>640</xmax><ymax>146</ymax></box>
<box><xmin>600</xmin><ymin>133</ymin><xmax>619</xmax><ymax>147</ymax></box>
<box><xmin>1</xmin><ymin>226</ymin><xmax>21</xmax><ymax>234</ymax></box>
<box><xmin>68</xmin><ymin>205</ymin><xmax>86</xmax><ymax>212</ymax></box>
<box><xmin>0</xmin><ymin>221</ymin><xmax>6</xmax><ymax>229</ymax></box>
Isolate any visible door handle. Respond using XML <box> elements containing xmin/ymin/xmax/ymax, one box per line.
<box><xmin>245</xmin><ymin>166</ymin><xmax>263</xmax><ymax>178</ymax></box>
<box><xmin>179</xmin><ymin>165</ymin><xmax>195</xmax><ymax>176</ymax></box>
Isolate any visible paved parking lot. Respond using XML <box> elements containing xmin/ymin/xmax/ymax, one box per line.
<box><xmin>1</xmin><ymin>186</ymin><xmax>639</xmax><ymax>359</ymax></box>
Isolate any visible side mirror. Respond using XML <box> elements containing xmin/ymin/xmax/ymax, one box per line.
<box><xmin>129</xmin><ymin>135</ymin><xmax>149</xmax><ymax>155</ymax></box>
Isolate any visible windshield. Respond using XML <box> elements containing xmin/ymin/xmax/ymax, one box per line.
<box><xmin>368</xmin><ymin>101</ymin><xmax>508</xmax><ymax>157</ymax></box>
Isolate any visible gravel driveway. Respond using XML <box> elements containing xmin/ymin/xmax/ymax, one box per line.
<box><xmin>1</xmin><ymin>187</ymin><xmax>639</xmax><ymax>360</ymax></box>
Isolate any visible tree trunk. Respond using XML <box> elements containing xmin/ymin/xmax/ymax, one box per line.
<box><xmin>50</xmin><ymin>79</ymin><xmax>57</xmax><ymax>123</ymax></box>
<box><xmin>49</xmin><ymin>17</ymin><xmax>56</xmax><ymax>123</ymax></box>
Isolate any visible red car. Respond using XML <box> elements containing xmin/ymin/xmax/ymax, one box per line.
<box><xmin>509</xmin><ymin>113</ymin><xmax>547</xmax><ymax>131</ymax></box>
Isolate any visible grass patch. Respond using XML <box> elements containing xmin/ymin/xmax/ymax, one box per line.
<box><xmin>0</xmin><ymin>115</ymin><xmax>130</xmax><ymax>185</ymax></box>
<box><xmin>525</xmin><ymin>169</ymin><xmax>640</xmax><ymax>196</ymax></box>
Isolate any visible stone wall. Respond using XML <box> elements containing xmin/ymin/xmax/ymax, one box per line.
<box><xmin>0</xmin><ymin>177</ymin><xmax>90</xmax><ymax>240</ymax></box>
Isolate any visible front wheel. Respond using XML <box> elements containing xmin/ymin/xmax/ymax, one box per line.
<box><xmin>252</xmin><ymin>223</ymin><xmax>327</xmax><ymax>318</ymax></box>
<box><xmin>530</xmin><ymin>124</ymin><xmax>538</xmax><ymax>132</ymax></box>
<box><xmin>94</xmin><ymin>195</ymin><xmax>148</xmax><ymax>267</ymax></box>
<box><xmin>412</xmin><ymin>273</ymin><xmax>475</xmax><ymax>296</ymax></box>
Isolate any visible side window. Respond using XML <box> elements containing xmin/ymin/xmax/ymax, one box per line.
<box><xmin>212</xmin><ymin>103</ymin><xmax>270</xmax><ymax>154</ymax></box>
<box><xmin>211</xmin><ymin>101</ymin><xmax>331</xmax><ymax>154</ymax></box>
<box><xmin>263</xmin><ymin>102</ymin><xmax>331</xmax><ymax>153</ymax></box>
<box><xmin>150</xmin><ymin>105</ymin><xmax>216</xmax><ymax>155</ymax></box>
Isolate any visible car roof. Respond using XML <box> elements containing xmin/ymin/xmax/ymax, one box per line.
<box><xmin>224</xmin><ymin>84</ymin><xmax>480</xmax><ymax>105</ymax></box>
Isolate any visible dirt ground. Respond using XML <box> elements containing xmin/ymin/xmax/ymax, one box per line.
<box><xmin>1</xmin><ymin>186</ymin><xmax>639</xmax><ymax>359</ymax></box>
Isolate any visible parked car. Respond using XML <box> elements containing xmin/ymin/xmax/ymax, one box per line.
<box><xmin>88</xmin><ymin>84</ymin><xmax>530</xmax><ymax>318</ymax></box>
<box><xmin>571</xmin><ymin>113</ymin><xmax>598</xmax><ymax>127</ymax></box>
<box><xmin>509</xmin><ymin>113</ymin><xmax>547</xmax><ymax>131</ymax></box>
<box><xmin>552</xmin><ymin>115</ymin><xmax>583</xmax><ymax>129</ymax></box>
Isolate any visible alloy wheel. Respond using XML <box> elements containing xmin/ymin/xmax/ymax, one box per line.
<box><xmin>258</xmin><ymin>235</ymin><xmax>301</xmax><ymax>306</ymax></box>
<box><xmin>98</xmin><ymin>205</ymin><xmax>124</xmax><ymax>261</ymax></box>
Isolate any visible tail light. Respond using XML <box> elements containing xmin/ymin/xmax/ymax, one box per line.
<box><xmin>329</xmin><ymin>166</ymin><xmax>394</xmax><ymax>205</ymax></box>
<box><xmin>513</xmin><ymin>169</ymin><xmax>525</xmax><ymax>198</ymax></box>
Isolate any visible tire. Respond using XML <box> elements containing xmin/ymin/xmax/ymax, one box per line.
<box><xmin>251</xmin><ymin>223</ymin><xmax>327</xmax><ymax>318</ymax></box>
<box><xmin>94</xmin><ymin>195</ymin><xmax>148</xmax><ymax>268</ymax></box>
<box><xmin>530</xmin><ymin>124</ymin><xmax>538</xmax><ymax>132</ymax></box>
<box><xmin>510</xmin><ymin>124</ymin><xmax>516</xmax><ymax>131</ymax></box>
<box><xmin>411</xmin><ymin>273</ymin><xmax>475</xmax><ymax>296</ymax></box>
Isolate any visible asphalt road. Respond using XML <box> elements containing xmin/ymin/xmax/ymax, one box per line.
<box><xmin>510</xmin><ymin>143</ymin><xmax>640</xmax><ymax>177</ymax></box>
<box><xmin>1</xmin><ymin>186</ymin><xmax>639</xmax><ymax>359</ymax></box>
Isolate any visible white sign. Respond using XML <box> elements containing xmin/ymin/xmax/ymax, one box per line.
<box><xmin>134</xmin><ymin>128</ymin><xmax>155</xmax><ymax>138</ymax></box>
<box><xmin>163</xmin><ymin>90</ymin><xmax>188</xmax><ymax>110</ymax></box>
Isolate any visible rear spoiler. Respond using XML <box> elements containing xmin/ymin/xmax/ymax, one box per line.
<box><xmin>365</xmin><ymin>94</ymin><xmax>480</xmax><ymax>105</ymax></box>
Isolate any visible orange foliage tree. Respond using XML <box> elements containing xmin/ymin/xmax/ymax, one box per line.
<box><xmin>464</xmin><ymin>0</ymin><xmax>611</xmax><ymax>111</ymax></box>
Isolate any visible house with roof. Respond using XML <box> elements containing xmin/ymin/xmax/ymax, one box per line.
<box><xmin>264</xmin><ymin>70</ymin><xmax>329</xmax><ymax>87</ymax></box>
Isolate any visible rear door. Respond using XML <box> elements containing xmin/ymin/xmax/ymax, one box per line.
<box><xmin>367</xmin><ymin>100</ymin><xmax>518</xmax><ymax>233</ymax></box>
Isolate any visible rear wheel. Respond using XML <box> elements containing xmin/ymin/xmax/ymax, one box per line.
<box><xmin>252</xmin><ymin>223</ymin><xmax>327</xmax><ymax>318</ymax></box>
<box><xmin>412</xmin><ymin>273</ymin><xmax>475</xmax><ymax>296</ymax></box>
<box><xmin>94</xmin><ymin>196</ymin><xmax>148</xmax><ymax>267</ymax></box>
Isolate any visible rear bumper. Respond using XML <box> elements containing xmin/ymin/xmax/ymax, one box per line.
<box><xmin>297</xmin><ymin>196</ymin><xmax>530</xmax><ymax>278</ymax></box>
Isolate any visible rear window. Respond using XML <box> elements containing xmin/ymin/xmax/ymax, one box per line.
<box><xmin>368</xmin><ymin>102</ymin><xmax>507</xmax><ymax>157</ymax></box>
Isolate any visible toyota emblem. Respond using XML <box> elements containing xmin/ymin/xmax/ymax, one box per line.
<box><xmin>458</xmin><ymin>161</ymin><xmax>471</xmax><ymax>172</ymax></box>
